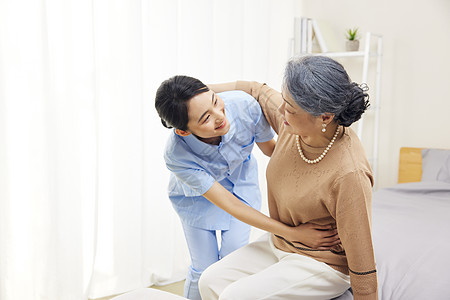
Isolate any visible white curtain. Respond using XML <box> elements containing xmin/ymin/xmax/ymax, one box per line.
<box><xmin>0</xmin><ymin>1</ymin><xmax>296</xmax><ymax>299</ymax></box>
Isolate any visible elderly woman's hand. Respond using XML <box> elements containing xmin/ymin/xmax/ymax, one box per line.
<box><xmin>287</xmin><ymin>222</ymin><xmax>341</xmax><ymax>250</ymax></box>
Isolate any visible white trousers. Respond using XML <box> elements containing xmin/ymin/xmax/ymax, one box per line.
<box><xmin>199</xmin><ymin>233</ymin><xmax>351</xmax><ymax>300</ymax></box>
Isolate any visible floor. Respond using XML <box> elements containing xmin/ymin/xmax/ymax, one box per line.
<box><xmin>152</xmin><ymin>280</ymin><xmax>184</xmax><ymax>296</ymax></box>
<box><xmin>91</xmin><ymin>280</ymin><xmax>185</xmax><ymax>300</ymax></box>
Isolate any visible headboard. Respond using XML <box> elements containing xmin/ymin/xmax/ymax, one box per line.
<box><xmin>398</xmin><ymin>147</ymin><xmax>423</xmax><ymax>183</ymax></box>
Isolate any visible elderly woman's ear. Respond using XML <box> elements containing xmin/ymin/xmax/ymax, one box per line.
<box><xmin>320</xmin><ymin>113</ymin><xmax>335</xmax><ymax>125</ymax></box>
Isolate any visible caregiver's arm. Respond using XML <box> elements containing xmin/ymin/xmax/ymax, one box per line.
<box><xmin>209</xmin><ymin>81</ymin><xmax>283</xmax><ymax>134</ymax></box>
<box><xmin>204</xmin><ymin>181</ymin><xmax>338</xmax><ymax>248</ymax></box>
<box><xmin>207</xmin><ymin>82</ymin><xmax>237</xmax><ymax>93</ymax></box>
<box><xmin>204</xmin><ymin>181</ymin><xmax>300</xmax><ymax>241</ymax></box>
<box><xmin>256</xmin><ymin>139</ymin><xmax>276</xmax><ymax>157</ymax></box>
<box><xmin>208</xmin><ymin>81</ymin><xmax>262</xmax><ymax>98</ymax></box>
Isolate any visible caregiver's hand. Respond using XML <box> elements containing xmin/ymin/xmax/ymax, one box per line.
<box><xmin>288</xmin><ymin>222</ymin><xmax>340</xmax><ymax>250</ymax></box>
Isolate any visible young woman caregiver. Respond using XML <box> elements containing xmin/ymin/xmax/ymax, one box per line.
<box><xmin>199</xmin><ymin>56</ymin><xmax>378</xmax><ymax>300</ymax></box>
<box><xmin>155</xmin><ymin>75</ymin><xmax>340</xmax><ymax>300</ymax></box>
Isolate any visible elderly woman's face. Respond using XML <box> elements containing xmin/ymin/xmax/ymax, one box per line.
<box><xmin>279</xmin><ymin>87</ymin><xmax>321</xmax><ymax>137</ymax></box>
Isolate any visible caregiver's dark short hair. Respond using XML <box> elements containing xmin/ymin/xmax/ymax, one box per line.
<box><xmin>155</xmin><ymin>75</ymin><xmax>209</xmax><ymax>130</ymax></box>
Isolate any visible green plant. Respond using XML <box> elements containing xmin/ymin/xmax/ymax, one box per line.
<box><xmin>346</xmin><ymin>28</ymin><xmax>359</xmax><ymax>41</ymax></box>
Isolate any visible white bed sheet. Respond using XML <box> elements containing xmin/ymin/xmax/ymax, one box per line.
<box><xmin>372</xmin><ymin>181</ymin><xmax>450</xmax><ymax>299</ymax></box>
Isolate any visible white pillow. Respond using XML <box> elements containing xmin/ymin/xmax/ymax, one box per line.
<box><xmin>421</xmin><ymin>149</ymin><xmax>450</xmax><ymax>182</ymax></box>
<box><xmin>437</xmin><ymin>155</ymin><xmax>450</xmax><ymax>183</ymax></box>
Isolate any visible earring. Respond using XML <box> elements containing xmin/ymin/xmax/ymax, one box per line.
<box><xmin>322</xmin><ymin>123</ymin><xmax>327</xmax><ymax>133</ymax></box>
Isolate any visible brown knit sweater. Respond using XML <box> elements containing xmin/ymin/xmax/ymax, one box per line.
<box><xmin>236</xmin><ymin>81</ymin><xmax>378</xmax><ymax>300</ymax></box>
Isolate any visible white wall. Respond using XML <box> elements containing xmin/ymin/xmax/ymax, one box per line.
<box><xmin>298</xmin><ymin>0</ymin><xmax>450</xmax><ymax>189</ymax></box>
<box><xmin>170</xmin><ymin>0</ymin><xmax>297</xmax><ymax>88</ymax></box>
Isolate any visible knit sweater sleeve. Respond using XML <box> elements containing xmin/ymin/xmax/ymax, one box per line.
<box><xmin>235</xmin><ymin>81</ymin><xmax>284</xmax><ymax>134</ymax></box>
<box><xmin>332</xmin><ymin>170</ymin><xmax>378</xmax><ymax>300</ymax></box>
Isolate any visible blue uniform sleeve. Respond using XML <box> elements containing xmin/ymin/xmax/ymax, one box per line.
<box><xmin>244</xmin><ymin>93</ymin><xmax>275</xmax><ymax>143</ymax></box>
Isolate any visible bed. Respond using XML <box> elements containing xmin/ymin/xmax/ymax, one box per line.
<box><xmin>113</xmin><ymin>148</ymin><xmax>450</xmax><ymax>300</ymax></box>
<box><xmin>337</xmin><ymin>147</ymin><xmax>450</xmax><ymax>299</ymax></box>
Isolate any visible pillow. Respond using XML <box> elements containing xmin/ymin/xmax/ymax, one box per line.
<box><xmin>421</xmin><ymin>149</ymin><xmax>450</xmax><ymax>182</ymax></box>
<box><xmin>437</xmin><ymin>155</ymin><xmax>450</xmax><ymax>183</ymax></box>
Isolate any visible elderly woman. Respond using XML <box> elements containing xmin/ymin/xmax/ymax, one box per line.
<box><xmin>199</xmin><ymin>56</ymin><xmax>378</xmax><ymax>300</ymax></box>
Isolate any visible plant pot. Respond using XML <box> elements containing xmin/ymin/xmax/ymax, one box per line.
<box><xmin>345</xmin><ymin>40</ymin><xmax>360</xmax><ymax>51</ymax></box>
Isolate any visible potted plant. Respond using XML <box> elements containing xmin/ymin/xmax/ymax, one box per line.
<box><xmin>345</xmin><ymin>28</ymin><xmax>360</xmax><ymax>51</ymax></box>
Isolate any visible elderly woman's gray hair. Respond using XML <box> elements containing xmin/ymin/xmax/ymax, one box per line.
<box><xmin>283</xmin><ymin>55</ymin><xmax>369</xmax><ymax>127</ymax></box>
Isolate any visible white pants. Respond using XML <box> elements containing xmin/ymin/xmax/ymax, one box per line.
<box><xmin>199</xmin><ymin>233</ymin><xmax>351</xmax><ymax>300</ymax></box>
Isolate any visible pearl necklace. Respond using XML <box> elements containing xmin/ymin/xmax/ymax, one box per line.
<box><xmin>296</xmin><ymin>126</ymin><xmax>340</xmax><ymax>164</ymax></box>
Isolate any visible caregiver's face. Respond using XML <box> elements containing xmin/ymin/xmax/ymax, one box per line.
<box><xmin>278</xmin><ymin>87</ymin><xmax>320</xmax><ymax>137</ymax></box>
<box><xmin>186</xmin><ymin>90</ymin><xmax>230</xmax><ymax>138</ymax></box>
